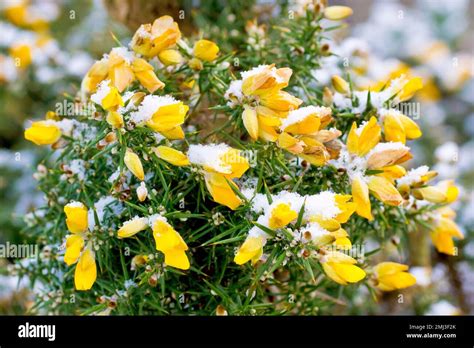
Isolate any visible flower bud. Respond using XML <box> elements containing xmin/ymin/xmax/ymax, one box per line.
<box><xmin>331</xmin><ymin>75</ymin><xmax>350</xmax><ymax>94</ymax></box>
<box><xmin>324</xmin><ymin>6</ymin><xmax>353</xmax><ymax>21</ymax></box>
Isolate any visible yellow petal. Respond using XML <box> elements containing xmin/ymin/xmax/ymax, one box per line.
<box><xmin>377</xmin><ymin>272</ymin><xmax>416</xmax><ymax>291</ymax></box>
<box><xmin>436</xmin><ymin>217</ymin><xmax>464</xmax><ymax>239</ymax></box>
<box><xmin>164</xmin><ymin>249</ymin><xmax>190</xmax><ymax>270</ymax></box>
<box><xmin>242</xmin><ymin>106</ymin><xmax>259</xmax><ymax>140</ymax></box>
<box><xmin>82</xmin><ymin>59</ymin><xmax>108</xmax><ymax>92</ymax></box>
<box><xmin>366</xmin><ymin>146</ymin><xmax>410</xmax><ymax>170</ymax></box>
<box><xmin>194</xmin><ymin>39</ymin><xmax>219</xmax><ymax>62</ymax></box>
<box><xmin>24</xmin><ymin>121</ymin><xmax>61</xmax><ymax>146</ymax></box>
<box><xmin>64</xmin><ymin>234</ymin><xmax>84</xmax><ymax>266</ymax></box>
<box><xmin>322</xmin><ymin>262</ymin><xmax>347</xmax><ymax>285</ymax></box>
<box><xmin>398</xmin><ymin>114</ymin><xmax>422</xmax><ymax>139</ymax></box>
<box><xmin>334</xmin><ymin>194</ymin><xmax>356</xmax><ymax>223</ymax></box>
<box><xmin>109</xmin><ymin>61</ymin><xmax>134</xmax><ymax>92</ymax></box>
<box><xmin>383</xmin><ymin>112</ymin><xmax>406</xmax><ymax>143</ymax></box>
<box><xmin>259</xmin><ymin>90</ymin><xmax>302</xmax><ymax>112</ymax></box>
<box><xmin>204</xmin><ymin>173</ymin><xmax>242</xmax><ymax>210</ymax></box>
<box><xmin>154</xmin><ymin>146</ymin><xmax>190</xmax><ymax>166</ymax></box>
<box><xmin>284</xmin><ymin>115</ymin><xmax>321</xmax><ymax>135</ymax></box>
<box><xmin>431</xmin><ymin>230</ymin><xmax>456</xmax><ymax>255</ymax></box>
<box><xmin>398</xmin><ymin>77</ymin><xmax>423</xmax><ymax>102</ymax></box>
<box><xmin>358</xmin><ymin>117</ymin><xmax>381</xmax><ymax>156</ymax></box>
<box><xmin>158</xmin><ymin>49</ymin><xmax>183</xmax><ymax>66</ymax></box>
<box><xmin>234</xmin><ymin>236</ymin><xmax>264</xmax><ymax>265</ymax></box>
<box><xmin>334</xmin><ymin>237</ymin><xmax>352</xmax><ymax>250</ymax></box>
<box><xmin>412</xmin><ymin>186</ymin><xmax>447</xmax><ymax>203</ymax></box>
<box><xmin>220</xmin><ymin>149</ymin><xmax>250</xmax><ymax>179</ymax></box>
<box><xmin>102</xmin><ymin>86</ymin><xmax>124</xmax><ymax>110</ymax></box>
<box><xmin>437</xmin><ymin>180</ymin><xmax>459</xmax><ymax>203</ymax></box>
<box><xmin>346</xmin><ymin>122</ymin><xmax>359</xmax><ymax>155</ymax></box>
<box><xmin>159</xmin><ymin>126</ymin><xmax>185</xmax><ymax>140</ymax></box>
<box><xmin>106</xmin><ymin>111</ymin><xmax>124</xmax><ymax>128</ymax></box>
<box><xmin>153</xmin><ymin>219</ymin><xmax>188</xmax><ymax>252</ymax></box>
<box><xmin>124</xmin><ymin>150</ymin><xmax>145</xmax><ymax>181</ymax></box>
<box><xmin>352</xmin><ymin>177</ymin><xmax>373</xmax><ymax>220</ymax></box>
<box><xmin>74</xmin><ymin>249</ymin><xmax>97</xmax><ymax>291</ymax></box>
<box><xmin>331</xmin><ymin>262</ymin><xmax>366</xmax><ymax>283</ymax></box>
<box><xmin>146</xmin><ymin>102</ymin><xmax>188</xmax><ymax>132</ymax></box>
<box><xmin>258</xmin><ymin>123</ymin><xmax>279</xmax><ymax>142</ymax></box>
<box><xmin>268</xmin><ymin>203</ymin><xmax>298</xmax><ymax>229</ymax></box>
<box><xmin>277</xmin><ymin>132</ymin><xmax>302</xmax><ymax>152</ymax></box>
<box><xmin>64</xmin><ymin>202</ymin><xmax>89</xmax><ymax>233</ymax></box>
<box><xmin>311</xmin><ymin>217</ymin><xmax>341</xmax><ymax>232</ymax></box>
<box><xmin>368</xmin><ymin>176</ymin><xmax>403</xmax><ymax>206</ymax></box>
<box><xmin>118</xmin><ymin>217</ymin><xmax>148</xmax><ymax>238</ymax></box>
<box><xmin>132</xmin><ymin>58</ymin><xmax>165</xmax><ymax>93</ymax></box>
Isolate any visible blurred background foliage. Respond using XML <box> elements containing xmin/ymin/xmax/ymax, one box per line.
<box><xmin>0</xmin><ymin>0</ymin><xmax>472</xmax><ymax>315</ymax></box>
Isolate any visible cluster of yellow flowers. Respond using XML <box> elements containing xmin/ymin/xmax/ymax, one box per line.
<box><xmin>23</xmin><ymin>7</ymin><xmax>462</xmax><ymax>295</ymax></box>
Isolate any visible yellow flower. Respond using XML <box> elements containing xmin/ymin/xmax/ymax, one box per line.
<box><xmin>373</xmin><ymin>262</ymin><xmax>416</xmax><ymax>291</ymax></box>
<box><xmin>321</xmin><ymin>251</ymin><xmax>366</xmax><ymax>285</ymax></box>
<box><xmin>62</xmin><ymin>202</ymin><xmax>96</xmax><ymax>290</ymax></box>
<box><xmin>152</xmin><ymin>218</ymin><xmax>190</xmax><ymax>270</ymax></box>
<box><xmin>382</xmin><ymin>109</ymin><xmax>422</xmax><ymax>144</ymax></box>
<box><xmin>24</xmin><ymin>121</ymin><xmax>61</xmax><ymax>146</ymax></box>
<box><xmin>154</xmin><ymin>146</ymin><xmax>190</xmax><ymax>166</ymax></box>
<box><xmin>367</xmin><ymin>176</ymin><xmax>405</xmax><ymax>206</ymax></box>
<box><xmin>106</xmin><ymin>111</ymin><xmax>124</xmax><ymax>128</ymax></box>
<box><xmin>323</xmin><ymin>6</ymin><xmax>353</xmax><ymax>21</ymax></box>
<box><xmin>188</xmin><ymin>144</ymin><xmax>249</xmax><ymax>210</ymax></box>
<box><xmin>74</xmin><ymin>248</ymin><xmax>97</xmax><ymax>291</ymax></box>
<box><xmin>117</xmin><ymin>217</ymin><xmax>149</xmax><ymax>238</ymax></box>
<box><xmin>124</xmin><ymin>150</ymin><xmax>145</xmax><ymax>181</ymax></box>
<box><xmin>194</xmin><ymin>39</ymin><xmax>219</xmax><ymax>62</ymax></box>
<box><xmin>268</xmin><ymin>203</ymin><xmax>298</xmax><ymax>229</ymax></box>
<box><xmin>352</xmin><ymin>176</ymin><xmax>373</xmax><ymax>220</ymax></box>
<box><xmin>241</xmin><ymin>64</ymin><xmax>292</xmax><ymax>96</ymax></box>
<box><xmin>226</xmin><ymin>65</ymin><xmax>302</xmax><ymax>141</ymax></box>
<box><xmin>277</xmin><ymin>106</ymin><xmax>340</xmax><ymax>166</ymax></box>
<box><xmin>413</xmin><ymin>180</ymin><xmax>459</xmax><ymax>204</ymax></box>
<box><xmin>145</xmin><ymin>101</ymin><xmax>188</xmax><ymax>134</ymax></box>
<box><xmin>64</xmin><ymin>202</ymin><xmax>89</xmax><ymax>233</ymax></box>
<box><xmin>107</xmin><ymin>48</ymin><xmax>135</xmax><ymax>92</ymax></box>
<box><xmin>130</xmin><ymin>16</ymin><xmax>181</xmax><ymax>58</ymax></box>
<box><xmin>337</xmin><ymin>117</ymin><xmax>411</xmax><ymax>219</ymax></box>
<box><xmin>158</xmin><ymin>49</ymin><xmax>183</xmax><ymax>66</ymax></box>
<box><xmin>9</xmin><ymin>44</ymin><xmax>32</xmax><ymax>68</ymax></box>
<box><xmin>83</xmin><ymin>48</ymin><xmax>165</xmax><ymax>93</ymax></box>
<box><xmin>347</xmin><ymin>116</ymin><xmax>381</xmax><ymax>157</ymax></box>
<box><xmin>131</xmin><ymin>58</ymin><xmax>165</xmax><ymax>93</ymax></box>
<box><xmin>234</xmin><ymin>236</ymin><xmax>264</xmax><ymax>265</ymax></box>
<box><xmin>91</xmin><ymin>80</ymin><xmax>124</xmax><ymax>111</ymax></box>
<box><xmin>430</xmin><ymin>209</ymin><xmax>464</xmax><ymax>256</ymax></box>
<box><xmin>64</xmin><ymin>234</ymin><xmax>85</xmax><ymax>266</ymax></box>
<box><xmin>396</xmin><ymin>76</ymin><xmax>423</xmax><ymax>102</ymax></box>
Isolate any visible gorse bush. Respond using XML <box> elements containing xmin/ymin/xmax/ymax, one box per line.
<box><xmin>18</xmin><ymin>4</ymin><xmax>464</xmax><ymax>315</ymax></box>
